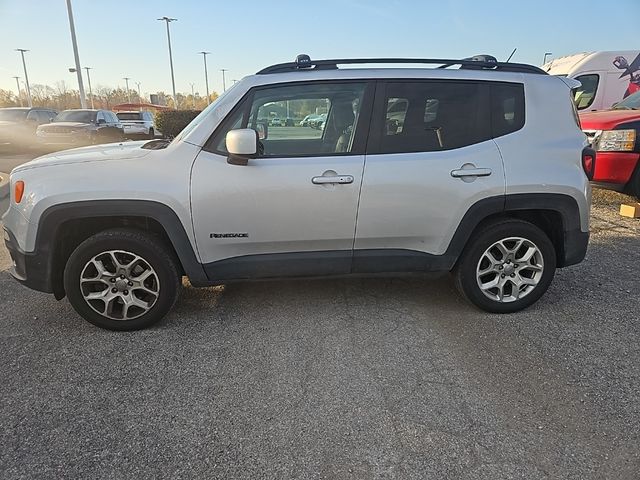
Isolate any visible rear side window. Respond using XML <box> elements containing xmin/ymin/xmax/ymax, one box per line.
<box><xmin>573</xmin><ymin>74</ymin><xmax>599</xmax><ymax>110</ymax></box>
<box><xmin>491</xmin><ymin>82</ymin><xmax>525</xmax><ymax>137</ymax></box>
<box><xmin>376</xmin><ymin>81</ymin><xmax>489</xmax><ymax>154</ymax></box>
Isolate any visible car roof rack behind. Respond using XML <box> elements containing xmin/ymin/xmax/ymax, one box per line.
<box><xmin>257</xmin><ymin>54</ymin><xmax>547</xmax><ymax>75</ymax></box>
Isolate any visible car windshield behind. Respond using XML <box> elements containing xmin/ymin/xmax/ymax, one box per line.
<box><xmin>0</xmin><ymin>109</ymin><xmax>28</xmax><ymax>122</ymax></box>
<box><xmin>613</xmin><ymin>91</ymin><xmax>640</xmax><ymax>110</ymax></box>
<box><xmin>54</xmin><ymin>110</ymin><xmax>96</xmax><ymax>123</ymax></box>
<box><xmin>117</xmin><ymin>112</ymin><xmax>142</xmax><ymax>120</ymax></box>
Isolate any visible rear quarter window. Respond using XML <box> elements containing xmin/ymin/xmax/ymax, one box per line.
<box><xmin>490</xmin><ymin>82</ymin><xmax>525</xmax><ymax>138</ymax></box>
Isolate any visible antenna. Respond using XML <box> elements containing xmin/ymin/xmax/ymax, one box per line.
<box><xmin>506</xmin><ymin>48</ymin><xmax>517</xmax><ymax>63</ymax></box>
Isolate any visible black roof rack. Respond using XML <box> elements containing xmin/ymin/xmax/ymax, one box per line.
<box><xmin>257</xmin><ymin>54</ymin><xmax>547</xmax><ymax>75</ymax></box>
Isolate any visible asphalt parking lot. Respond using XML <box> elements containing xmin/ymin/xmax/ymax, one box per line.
<box><xmin>1</xmin><ymin>152</ymin><xmax>639</xmax><ymax>479</ymax></box>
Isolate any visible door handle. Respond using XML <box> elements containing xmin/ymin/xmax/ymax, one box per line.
<box><xmin>450</xmin><ymin>168</ymin><xmax>492</xmax><ymax>178</ymax></box>
<box><xmin>312</xmin><ymin>175</ymin><xmax>354</xmax><ymax>185</ymax></box>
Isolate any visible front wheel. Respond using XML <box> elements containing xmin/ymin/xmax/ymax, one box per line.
<box><xmin>63</xmin><ymin>229</ymin><xmax>181</xmax><ymax>330</ymax></box>
<box><xmin>454</xmin><ymin>220</ymin><xmax>556</xmax><ymax>313</ymax></box>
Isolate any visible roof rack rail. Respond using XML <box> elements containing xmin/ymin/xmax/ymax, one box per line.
<box><xmin>257</xmin><ymin>54</ymin><xmax>547</xmax><ymax>75</ymax></box>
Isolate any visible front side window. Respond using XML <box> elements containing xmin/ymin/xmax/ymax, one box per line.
<box><xmin>209</xmin><ymin>82</ymin><xmax>367</xmax><ymax>157</ymax></box>
<box><xmin>573</xmin><ymin>74</ymin><xmax>599</xmax><ymax>110</ymax></box>
<box><xmin>376</xmin><ymin>81</ymin><xmax>489</xmax><ymax>154</ymax></box>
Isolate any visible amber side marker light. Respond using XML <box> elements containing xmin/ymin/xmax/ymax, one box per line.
<box><xmin>14</xmin><ymin>181</ymin><xmax>25</xmax><ymax>203</ymax></box>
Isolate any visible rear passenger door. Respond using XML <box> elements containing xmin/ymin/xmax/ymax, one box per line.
<box><xmin>354</xmin><ymin>80</ymin><xmax>521</xmax><ymax>272</ymax></box>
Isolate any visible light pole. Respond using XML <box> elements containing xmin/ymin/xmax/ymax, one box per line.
<box><xmin>135</xmin><ymin>82</ymin><xmax>142</xmax><ymax>102</ymax></box>
<box><xmin>220</xmin><ymin>69</ymin><xmax>228</xmax><ymax>92</ymax></box>
<box><xmin>65</xmin><ymin>0</ymin><xmax>87</xmax><ymax>108</ymax></box>
<box><xmin>12</xmin><ymin>76</ymin><xmax>22</xmax><ymax>106</ymax></box>
<box><xmin>123</xmin><ymin>77</ymin><xmax>131</xmax><ymax>103</ymax></box>
<box><xmin>158</xmin><ymin>16</ymin><xmax>177</xmax><ymax>109</ymax></box>
<box><xmin>190</xmin><ymin>83</ymin><xmax>196</xmax><ymax>109</ymax></box>
<box><xmin>199</xmin><ymin>51</ymin><xmax>210</xmax><ymax>105</ymax></box>
<box><xmin>84</xmin><ymin>67</ymin><xmax>94</xmax><ymax>109</ymax></box>
<box><xmin>15</xmin><ymin>49</ymin><xmax>32</xmax><ymax>107</ymax></box>
<box><xmin>232</xmin><ymin>79</ymin><xmax>238</xmax><ymax>85</ymax></box>
<box><xmin>543</xmin><ymin>52</ymin><xmax>553</xmax><ymax>65</ymax></box>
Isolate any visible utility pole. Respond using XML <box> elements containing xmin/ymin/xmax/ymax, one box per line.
<box><xmin>158</xmin><ymin>16</ymin><xmax>177</xmax><ymax>109</ymax></box>
<box><xmin>12</xmin><ymin>76</ymin><xmax>22</xmax><ymax>106</ymax></box>
<box><xmin>135</xmin><ymin>82</ymin><xmax>142</xmax><ymax>102</ymax></box>
<box><xmin>199</xmin><ymin>51</ymin><xmax>210</xmax><ymax>105</ymax></box>
<box><xmin>15</xmin><ymin>49</ymin><xmax>32</xmax><ymax>107</ymax></box>
<box><xmin>65</xmin><ymin>0</ymin><xmax>87</xmax><ymax>108</ymax></box>
<box><xmin>190</xmin><ymin>83</ymin><xmax>196</xmax><ymax>109</ymax></box>
<box><xmin>220</xmin><ymin>69</ymin><xmax>228</xmax><ymax>92</ymax></box>
<box><xmin>123</xmin><ymin>77</ymin><xmax>131</xmax><ymax>103</ymax></box>
<box><xmin>84</xmin><ymin>67</ymin><xmax>94</xmax><ymax>109</ymax></box>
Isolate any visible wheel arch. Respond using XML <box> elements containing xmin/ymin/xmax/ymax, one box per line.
<box><xmin>35</xmin><ymin>200</ymin><xmax>207</xmax><ymax>299</ymax></box>
<box><xmin>446</xmin><ymin>193</ymin><xmax>587</xmax><ymax>269</ymax></box>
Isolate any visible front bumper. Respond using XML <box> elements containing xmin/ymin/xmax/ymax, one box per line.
<box><xmin>592</xmin><ymin>151</ymin><xmax>640</xmax><ymax>185</ymax></box>
<box><xmin>3</xmin><ymin>225</ymin><xmax>54</xmax><ymax>294</ymax></box>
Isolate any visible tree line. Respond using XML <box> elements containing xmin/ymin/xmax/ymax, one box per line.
<box><xmin>0</xmin><ymin>81</ymin><xmax>218</xmax><ymax>111</ymax></box>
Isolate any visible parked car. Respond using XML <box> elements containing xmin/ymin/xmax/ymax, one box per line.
<box><xmin>580</xmin><ymin>90</ymin><xmax>640</xmax><ymax>198</ymax></box>
<box><xmin>543</xmin><ymin>50</ymin><xmax>640</xmax><ymax>111</ymax></box>
<box><xmin>309</xmin><ymin>113</ymin><xmax>327</xmax><ymax>129</ymax></box>
<box><xmin>300</xmin><ymin>114</ymin><xmax>321</xmax><ymax>127</ymax></box>
<box><xmin>116</xmin><ymin>111</ymin><xmax>158</xmax><ymax>139</ymax></box>
<box><xmin>0</xmin><ymin>107</ymin><xmax>57</xmax><ymax>146</ymax></box>
<box><xmin>3</xmin><ymin>54</ymin><xmax>592</xmax><ymax>331</ymax></box>
<box><xmin>36</xmin><ymin>109</ymin><xmax>124</xmax><ymax>146</ymax></box>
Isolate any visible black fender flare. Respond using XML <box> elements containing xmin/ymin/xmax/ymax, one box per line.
<box><xmin>35</xmin><ymin>199</ymin><xmax>207</xmax><ymax>287</ymax></box>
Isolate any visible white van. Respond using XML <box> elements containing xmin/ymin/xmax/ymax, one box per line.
<box><xmin>543</xmin><ymin>51</ymin><xmax>640</xmax><ymax>111</ymax></box>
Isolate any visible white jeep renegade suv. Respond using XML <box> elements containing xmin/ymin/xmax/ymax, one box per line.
<box><xmin>2</xmin><ymin>54</ymin><xmax>594</xmax><ymax>330</ymax></box>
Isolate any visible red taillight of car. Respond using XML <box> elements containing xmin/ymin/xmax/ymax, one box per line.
<box><xmin>582</xmin><ymin>147</ymin><xmax>596</xmax><ymax>181</ymax></box>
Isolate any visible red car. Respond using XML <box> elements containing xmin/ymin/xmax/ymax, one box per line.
<box><xmin>580</xmin><ymin>91</ymin><xmax>640</xmax><ymax>198</ymax></box>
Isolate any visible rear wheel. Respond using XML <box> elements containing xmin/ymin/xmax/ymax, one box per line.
<box><xmin>63</xmin><ymin>229</ymin><xmax>181</xmax><ymax>330</ymax></box>
<box><xmin>454</xmin><ymin>220</ymin><xmax>556</xmax><ymax>313</ymax></box>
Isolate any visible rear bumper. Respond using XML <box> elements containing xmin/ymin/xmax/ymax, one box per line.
<box><xmin>3</xmin><ymin>225</ymin><xmax>53</xmax><ymax>294</ymax></box>
<box><xmin>592</xmin><ymin>151</ymin><xmax>639</xmax><ymax>185</ymax></box>
<box><xmin>562</xmin><ymin>228</ymin><xmax>589</xmax><ymax>268</ymax></box>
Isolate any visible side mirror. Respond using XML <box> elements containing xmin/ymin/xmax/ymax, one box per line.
<box><xmin>226</xmin><ymin>128</ymin><xmax>258</xmax><ymax>166</ymax></box>
<box><xmin>97</xmin><ymin>118</ymin><xmax>106</xmax><ymax>124</ymax></box>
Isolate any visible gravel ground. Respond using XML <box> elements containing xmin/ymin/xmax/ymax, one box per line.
<box><xmin>0</xmin><ymin>189</ymin><xmax>638</xmax><ymax>479</ymax></box>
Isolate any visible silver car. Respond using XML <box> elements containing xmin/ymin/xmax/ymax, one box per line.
<box><xmin>116</xmin><ymin>111</ymin><xmax>158</xmax><ymax>139</ymax></box>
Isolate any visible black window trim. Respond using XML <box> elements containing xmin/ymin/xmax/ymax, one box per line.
<box><xmin>366</xmin><ymin>78</ymin><xmax>526</xmax><ymax>156</ymax></box>
<box><xmin>202</xmin><ymin>79</ymin><xmax>376</xmax><ymax>159</ymax></box>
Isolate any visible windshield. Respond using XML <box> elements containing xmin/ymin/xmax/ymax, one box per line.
<box><xmin>54</xmin><ymin>110</ymin><xmax>96</xmax><ymax>123</ymax></box>
<box><xmin>117</xmin><ymin>112</ymin><xmax>142</xmax><ymax>120</ymax></box>
<box><xmin>171</xmin><ymin>81</ymin><xmax>241</xmax><ymax>145</ymax></box>
<box><xmin>613</xmin><ymin>91</ymin><xmax>640</xmax><ymax>110</ymax></box>
<box><xmin>0</xmin><ymin>109</ymin><xmax>28</xmax><ymax>122</ymax></box>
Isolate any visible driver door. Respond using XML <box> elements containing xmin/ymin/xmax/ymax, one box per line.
<box><xmin>190</xmin><ymin>80</ymin><xmax>373</xmax><ymax>282</ymax></box>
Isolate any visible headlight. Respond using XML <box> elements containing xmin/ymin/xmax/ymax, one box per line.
<box><xmin>595</xmin><ymin>129</ymin><xmax>636</xmax><ymax>151</ymax></box>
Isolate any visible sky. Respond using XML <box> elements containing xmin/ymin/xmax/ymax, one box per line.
<box><xmin>0</xmin><ymin>0</ymin><xmax>638</xmax><ymax>98</ymax></box>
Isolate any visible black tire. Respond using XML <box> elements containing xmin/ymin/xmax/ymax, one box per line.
<box><xmin>454</xmin><ymin>219</ymin><xmax>556</xmax><ymax>313</ymax></box>
<box><xmin>63</xmin><ymin>229</ymin><xmax>181</xmax><ymax>331</ymax></box>
<box><xmin>625</xmin><ymin>164</ymin><xmax>640</xmax><ymax>199</ymax></box>
<box><xmin>148</xmin><ymin>128</ymin><xmax>155</xmax><ymax>140</ymax></box>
